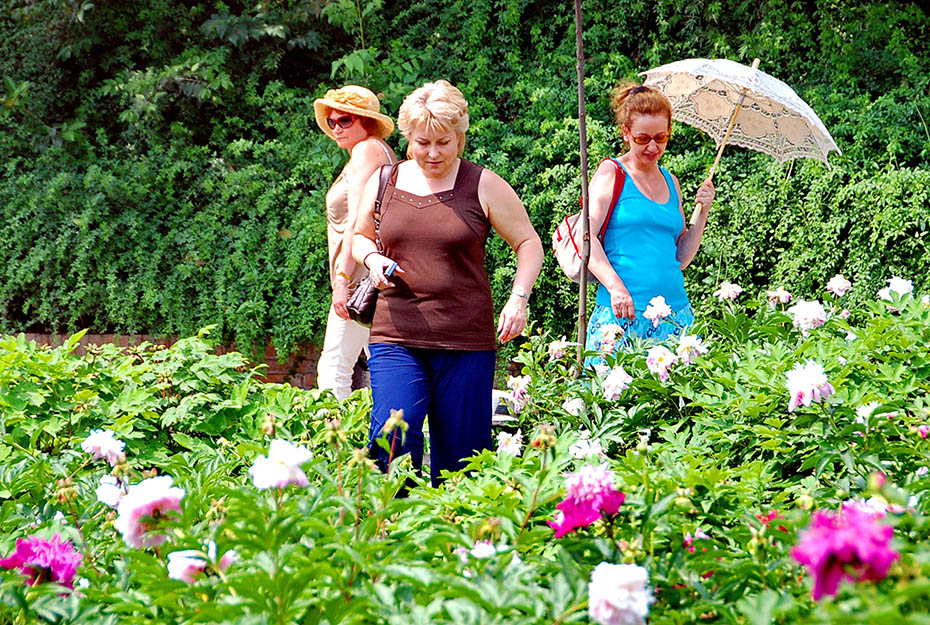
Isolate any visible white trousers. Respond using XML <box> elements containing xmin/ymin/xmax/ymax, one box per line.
<box><xmin>316</xmin><ymin>303</ymin><xmax>370</xmax><ymax>401</ymax></box>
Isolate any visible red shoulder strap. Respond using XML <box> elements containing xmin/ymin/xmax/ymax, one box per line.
<box><xmin>596</xmin><ymin>158</ymin><xmax>625</xmax><ymax>241</ymax></box>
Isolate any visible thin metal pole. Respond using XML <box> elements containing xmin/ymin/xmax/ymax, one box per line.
<box><xmin>574</xmin><ymin>0</ymin><xmax>590</xmax><ymax>371</ymax></box>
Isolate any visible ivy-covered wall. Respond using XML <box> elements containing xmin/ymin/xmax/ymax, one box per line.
<box><xmin>2</xmin><ymin>0</ymin><xmax>928</xmax><ymax>360</ymax></box>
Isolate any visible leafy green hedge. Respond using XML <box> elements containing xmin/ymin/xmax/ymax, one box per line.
<box><xmin>1</xmin><ymin>0</ymin><xmax>928</xmax><ymax>359</ymax></box>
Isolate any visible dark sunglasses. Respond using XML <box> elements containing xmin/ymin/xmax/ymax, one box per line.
<box><xmin>629</xmin><ymin>132</ymin><xmax>670</xmax><ymax>146</ymax></box>
<box><xmin>326</xmin><ymin>115</ymin><xmax>357</xmax><ymax>130</ymax></box>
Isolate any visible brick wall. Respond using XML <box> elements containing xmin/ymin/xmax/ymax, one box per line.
<box><xmin>21</xmin><ymin>333</ymin><xmax>322</xmax><ymax>389</ymax></box>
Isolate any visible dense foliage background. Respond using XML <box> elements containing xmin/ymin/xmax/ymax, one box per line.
<box><xmin>2</xmin><ymin>0</ymin><xmax>928</xmax><ymax>359</ymax></box>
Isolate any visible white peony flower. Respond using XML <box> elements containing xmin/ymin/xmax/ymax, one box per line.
<box><xmin>496</xmin><ymin>430</ymin><xmax>523</xmax><ymax>456</ymax></box>
<box><xmin>675</xmin><ymin>335</ymin><xmax>707</xmax><ymax>365</ymax></box>
<box><xmin>96</xmin><ymin>475</ymin><xmax>123</xmax><ymax>508</ymax></box>
<box><xmin>569</xmin><ymin>437</ymin><xmax>606</xmax><ymax>460</ymax></box>
<box><xmin>642</xmin><ymin>295</ymin><xmax>672</xmax><ymax>328</ymax></box>
<box><xmin>81</xmin><ymin>429</ymin><xmax>126</xmax><ymax>466</ymax></box>
<box><xmin>646</xmin><ymin>345</ymin><xmax>677</xmax><ymax>382</ymax></box>
<box><xmin>469</xmin><ymin>540</ymin><xmax>497</xmax><ymax>559</ymax></box>
<box><xmin>786</xmin><ymin>360</ymin><xmax>834</xmax><ymax>413</ymax></box>
<box><xmin>562</xmin><ymin>397</ymin><xmax>586</xmax><ymax>417</ymax></box>
<box><xmin>787</xmin><ymin>299</ymin><xmax>828</xmax><ymax>334</ymax></box>
<box><xmin>826</xmin><ymin>274</ymin><xmax>852</xmax><ymax>297</ymax></box>
<box><xmin>588</xmin><ymin>562</ymin><xmax>654</xmax><ymax>625</ymax></box>
<box><xmin>855</xmin><ymin>401</ymin><xmax>880</xmax><ymax>425</ymax></box>
<box><xmin>602</xmin><ymin>366</ymin><xmax>633</xmax><ymax>400</ymax></box>
<box><xmin>548</xmin><ymin>337</ymin><xmax>572</xmax><ymax>361</ymax></box>
<box><xmin>712</xmin><ymin>280</ymin><xmax>743</xmax><ymax>301</ymax></box>
<box><xmin>248</xmin><ymin>439</ymin><xmax>312</xmax><ymax>490</ymax></box>
<box><xmin>878</xmin><ymin>276</ymin><xmax>913</xmax><ymax>302</ymax></box>
<box><xmin>766</xmin><ymin>287</ymin><xmax>792</xmax><ymax>305</ymax></box>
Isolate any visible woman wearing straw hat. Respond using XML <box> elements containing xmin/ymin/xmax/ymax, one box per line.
<box><xmin>352</xmin><ymin>80</ymin><xmax>542</xmax><ymax>486</ymax></box>
<box><xmin>313</xmin><ymin>85</ymin><xmax>397</xmax><ymax>401</ymax></box>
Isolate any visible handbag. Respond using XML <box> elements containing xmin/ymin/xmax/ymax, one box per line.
<box><xmin>551</xmin><ymin>158</ymin><xmax>625</xmax><ymax>283</ymax></box>
<box><xmin>346</xmin><ymin>163</ymin><xmax>394</xmax><ymax>327</ymax></box>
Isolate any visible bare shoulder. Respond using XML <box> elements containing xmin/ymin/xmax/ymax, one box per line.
<box><xmin>477</xmin><ymin>166</ymin><xmax>519</xmax><ymax>203</ymax></box>
<box><xmin>351</xmin><ymin>137</ymin><xmax>393</xmax><ymax>166</ymax></box>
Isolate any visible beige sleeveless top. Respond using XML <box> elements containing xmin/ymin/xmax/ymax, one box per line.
<box><xmin>324</xmin><ymin>140</ymin><xmax>395</xmax><ymax>287</ymax></box>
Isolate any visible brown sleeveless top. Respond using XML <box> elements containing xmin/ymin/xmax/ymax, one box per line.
<box><xmin>370</xmin><ymin>159</ymin><xmax>496</xmax><ymax>350</ymax></box>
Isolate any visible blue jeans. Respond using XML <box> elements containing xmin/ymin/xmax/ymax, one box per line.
<box><xmin>368</xmin><ymin>343</ymin><xmax>495</xmax><ymax>486</ymax></box>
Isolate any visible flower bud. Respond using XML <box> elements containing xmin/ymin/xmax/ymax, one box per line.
<box><xmin>261</xmin><ymin>413</ymin><xmax>276</xmax><ymax>437</ymax></box>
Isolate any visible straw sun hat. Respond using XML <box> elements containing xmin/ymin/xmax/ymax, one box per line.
<box><xmin>313</xmin><ymin>85</ymin><xmax>394</xmax><ymax>140</ymax></box>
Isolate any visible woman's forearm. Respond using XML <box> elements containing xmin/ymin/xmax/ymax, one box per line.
<box><xmin>511</xmin><ymin>237</ymin><xmax>544</xmax><ymax>296</ymax></box>
<box><xmin>352</xmin><ymin>232</ymin><xmax>379</xmax><ymax>267</ymax></box>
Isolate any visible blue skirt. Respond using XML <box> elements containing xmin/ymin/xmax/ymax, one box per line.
<box><xmin>585</xmin><ymin>303</ymin><xmax>694</xmax><ymax>365</ymax></box>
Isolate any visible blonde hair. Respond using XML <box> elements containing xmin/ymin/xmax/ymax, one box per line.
<box><xmin>398</xmin><ymin>80</ymin><xmax>469</xmax><ymax>156</ymax></box>
<box><xmin>610</xmin><ymin>83</ymin><xmax>672</xmax><ymax>134</ymax></box>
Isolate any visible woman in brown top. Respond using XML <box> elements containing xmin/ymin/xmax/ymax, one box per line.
<box><xmin>313</xmin><ymin>86</ymin><xmax>396</xmax><ymax>401</ymax></box>
<box><xmin>352</xmin><ymin>80</ymin><xmax>543</xmax><ymax>486</ymax></box>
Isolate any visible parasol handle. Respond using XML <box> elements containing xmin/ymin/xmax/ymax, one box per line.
<box><xmin>689</xmin><ymin>57</ymin><xmax>761</xmax><ymax>228</ymax></box>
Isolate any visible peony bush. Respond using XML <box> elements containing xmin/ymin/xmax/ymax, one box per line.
<box><xmin>1</xmin><ymin>283</ymin><xmax>929</xmax><ymax>623</ymax></box>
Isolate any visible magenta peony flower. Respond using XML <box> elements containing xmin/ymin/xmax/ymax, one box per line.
<box><xmin>549</xmin><ymin>465</ymin><xmax>625</xmax><ymax>538</ymax></box>
<box><xmin>114</xmin><ymin>475</ymin><xmax>185</xmax><ymax>548</ymax></box>
<box><xmin>919</xmin><ymin>425</ymin><xmax>930</xmax><ymax>440</ymax></box>
<box><xmin>791</xmin><ymin>506</ymin><xmax>898</xmax><ymax>600</ymax></box>
<box><xmin>0</xmin><ymin>534</ymin><xmax>83</xmax><ymax>588</ymax></box>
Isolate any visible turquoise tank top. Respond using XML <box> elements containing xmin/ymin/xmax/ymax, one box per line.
<box><xmin>595</xmin><ymin>159</ymin><xmax>689</xmax><ymax>313</ymax></box>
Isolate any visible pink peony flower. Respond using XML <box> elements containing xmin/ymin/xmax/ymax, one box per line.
<box><xmin>602</xmin><ymin>365</ymin><xmax>633</xmax><ymax>400</ymax></box>
<box><xmin>167</xmin><ymin>550</ymin><xmax>207</xmax><ymax>583</ymax></box>
<box><xmin>712</xmin><ymin>280</ymin><xmax>743</xmax><ymax>301</ymax></box>
<box><xmin>114</xmin><ymin>475</ymin><xmax>185</xmax><ymax>548</ymax></box>
<box><xmin>826</xmin><ymin>274</ymin><xmax>852</xmax><ymax>297</ymax></box>
<box><xmin>675</xmin><ymin>335</ymin><xmax>707</xmax><ymax>365</ymax></box>
<box><xmin>81</xmin><ymin>429</ymin><xmax>126</xmax><ymax>466</ymax></box>
<box><xmin>588</xmin><ymin>562</ymin><xmax>654</xmax><ymax>625</ymax></box>
<box><xmin>642</xmin><ymin>295</ymin><xmax>672</xmax><ymax>328</ymax></box>
<box><xmin>0</xmin><ymin>534</ymin><xmax>83</xmax><ymax>588</ymax></box>
<box><xmin>767</xmin><ymin>287</ymin><xmax>793</xmax><ymax>305</ymax></box>
<box><xmin>549</xmin><ymin>465</ymin><xmax>625</xmax><ymax>538</ymax></box>
<box><xmin>787</xmin><ymin>299</ymin><xmax>828</xmax><ymax>334</ymax></box>
<box><xmin>919</xmin><ymin>425</ymin><xmax>930</xmax><ymax>440</ymax></box>
<box><xmin>167</xmin><ymin>542</ymin><xmax>237</xmax><ymax>584</ymax></box>
<box><xmin>248</xmin><ymin>439</ymin><xmax>312</xmax><ymax>490</ymax></box>
<box><xmin>646</xmin><ymin>345</ymin><xmax>677</xmax><ymax>381</ymax></box>
<box><xmin>496</xmin><ymin>430</ymin><xmax>523</xmax><ymax>456</ymax></box>
<box><xmin>791</xmin><ymin>506</ymin><xmax>898</xmax><ymax>600</ymax></box>
<box><xmin>786</xmin><ymin>360</ymin><xmax>835</xmax><ymax>412</ymax></box>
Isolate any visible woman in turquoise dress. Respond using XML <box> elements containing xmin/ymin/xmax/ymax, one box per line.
<box><xmin>586</xmin><ymin>83</ymin><xmax>715</xmax><ymax>361</ymax></box>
